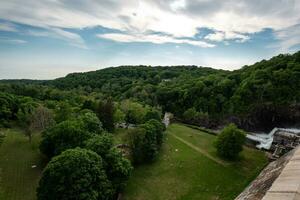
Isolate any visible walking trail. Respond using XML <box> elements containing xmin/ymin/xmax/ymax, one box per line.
<box><xmin>169</xmin><ymin>133</ymin><xmax>228</xmax><ymax>166</ymax></box>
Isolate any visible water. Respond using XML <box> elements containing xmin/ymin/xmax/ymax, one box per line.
<box><xmin>246</xmin><ymin>128</ymin><xmax>300</xmax><ymax>150</ymax></box>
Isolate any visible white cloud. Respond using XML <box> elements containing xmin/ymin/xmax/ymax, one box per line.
<box><xmin>274</xmin><ymin>24</ymin><xmax>300</xmax><ymax>51</ymax></box>
<box><xmin>0</xmin><ymin>0</ymin><xmax>299</xmax><ymax>48</ymax></box>
<box><xmin>205</xmin><ymin>31</ymin><xmax>250</xmax><ymax>43</ymax></box>
<box><xmin>97</xmin><ymin>33</ymin><xmax>215</xmax><ymax>48</ymax></box>
<box><xmin>170</xmin><ymin>0</ymin><xmax>186</xmax><ymax>11</ymax></box>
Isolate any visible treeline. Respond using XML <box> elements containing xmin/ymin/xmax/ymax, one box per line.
<box><xmin>48</xmin><ymin>51</ymin><xmax>300</xmax><ymax>130</ymax></box>
<box><xmin>1</xmin><ymin>51</ymin><xmax>300</xmax><ymax>131</ymax></box>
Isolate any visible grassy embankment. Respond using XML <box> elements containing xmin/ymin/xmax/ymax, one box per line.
<box><xmin>121</xmin><ymin>123</ymin><xmax>268</xmax><ymax>200</ymax></box>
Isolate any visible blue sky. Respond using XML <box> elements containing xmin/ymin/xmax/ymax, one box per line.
<box><xmin>0</xmin><ymin>0</ymin><xmax>300</xmax><ymax>79</ymax></box>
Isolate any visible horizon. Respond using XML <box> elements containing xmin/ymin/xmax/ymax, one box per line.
<box><xmin>0</xmin><ymin>51</ymin><xmax>296</xmax><ymax>81</ymax></box>
<box><xmin>1</xmin><ymin>0</ymin><xmax>300</xmax><ymax>79</ymax></box>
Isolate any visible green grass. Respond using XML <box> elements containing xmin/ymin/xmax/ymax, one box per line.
<box><xmin>0</xmin><ymin>124</ymin><xmax>267</xmax><ymax>200</ymax></box>
<box><xmin>122</xmin><ymin>123</ymin><xmax>268</xmax><ymax>200</ymax></box>
<box><xmin>0</xmin><ymin>129</ymin><xmax>45</xmax><ymax>200</ymax></box>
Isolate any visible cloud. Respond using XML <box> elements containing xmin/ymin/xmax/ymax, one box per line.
<box><xmin>0</xmin><ymin>22</ymin><xmax>18</xmax><ymax>32</ymax></box>
<box><xmin>205</xmin><ymin>31</ymin><xmax>250</xmax><ymax>43</ymax></box>
<box><xmin>274</xmin><ymin>24</ymin><xmax>300</xmax><ymax>51</ymax></box>
<box><xmin>25</xmin><ymin>28</ymin><xmax>87</xmax><ymax>49</ymax></box>
<box><xmin>0</xmin><ymin>37</ymin><xmax>27</xmax><ymax>44</ymax></box>
<box><xmin>97</xmin><ymin>32</ymin><xmax>215</xmax><ymax>48</ymax></box>
<box><xmin>0</xmin><ymin>0</ymin><xmax>299</xmax><ymax>48</ymax></box>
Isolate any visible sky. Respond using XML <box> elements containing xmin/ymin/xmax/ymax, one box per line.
<box><xmin>0</xmin><ymin>0</ymin><xmax>300</xmax><ymax>79</ymax></box>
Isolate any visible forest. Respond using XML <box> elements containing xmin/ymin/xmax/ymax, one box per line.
<box><xmin>1</xmin><ymin>51</ymin><xmax>300</xmax><ymax>131</ymax></box>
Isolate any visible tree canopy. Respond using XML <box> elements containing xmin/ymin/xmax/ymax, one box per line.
<box><xmin>37</xmin><ymin>148</ymin><xmax>112</xmax><ymax>200</ymax></box>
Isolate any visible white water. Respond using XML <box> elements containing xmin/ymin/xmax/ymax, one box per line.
<box><xmin>246</xmin><ymin>128</ymin><xmax>300</xmax><ymax>150</ymax></box>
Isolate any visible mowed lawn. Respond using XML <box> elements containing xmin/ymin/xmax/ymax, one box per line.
<box><xmin>122</xmin><ymin>123</ymin><xmax>268</xmax><ymax>200</ymax></box>
<box><xmin>0</xmin><ymin>129</ymin><xmax>45</xmax><ymax>200</ymax></box>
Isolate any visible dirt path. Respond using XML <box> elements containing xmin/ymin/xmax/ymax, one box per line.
<box><xmin>169</xmin><ymin>133</ymin><xmax>228</xmax><ymax>166</ymax></box>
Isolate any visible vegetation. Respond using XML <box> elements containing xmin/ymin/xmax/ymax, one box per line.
<box><xmin>39</xmin><ymin>119</ymin><xmax>93</xmax><ymax>157</ymax></box>
<box><xmin>2</xmin><ymin>51</ymin><xmax>300</xmax><ymax>130</ymax></box>
<box><xmin>85</xmin><ymin>134</ymin><xmax>133</xmax><ymax>193</ymax></box>
<box><xmin>122</xmin><ymin>124</ymin><xmax>267</xmax><ymax>200</ymax></box>
<box><xmin>215</xmin><ymin>124</ymin><xmax>246</xmax><ymax>160</ymax></box>
<box><xmin>127</xmin><ymin>119</ymin><xmax>165</xmax><ymax>164</ymax></box>
<box><xmin>37</xmin><ymin>148</ymin><xmax>112</xmax><ymax>200</ymax></box>
<box><xmin>0</xmin><ymin>129</ymin><xmax>44</xmax><ymax>200</ymax></box>
<box><xmin>0</xmin><ymin>51</ymin><xmax>297</xmax><ymax>199</ymax></box>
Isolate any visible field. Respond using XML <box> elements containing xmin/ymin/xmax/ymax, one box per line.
<box><xmin>122</xmin><ymin>123</ymin><xmax>268</xmax><ymax>200</ymax></box>
<box><xmin>0</xmin><ymin>129</ymin><xmax>45</xmax><ymax>200</ymax></box>
<box><xmin>0</xmin><ymin>124</ymin><xmax>268</xmax><ymax>200</ymax></box>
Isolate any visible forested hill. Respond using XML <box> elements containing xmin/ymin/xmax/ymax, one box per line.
<box><xmin>49</xmin><ymin>65</ymin><xmax>227</xmax><ymax>90</ymax></box>
<box><xmin>1</xmin><ymin>51</ymin><xmax>300</xmax><ymax>131</ymax></box>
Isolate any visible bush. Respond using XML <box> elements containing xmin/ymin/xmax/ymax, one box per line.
<box><xmin>215</xmin><ymin>123</ymin><xmax>246</xmax><ymax>160</ymax></box>
<box><xmin>37</xmin><ymin>148</ymin><xmax>112</xmax><ymax>200</ymax></box>
<box><xmin>40</xmin><ymin>120</ymin><xmax>92</xmax><ymax>157</ymax></box>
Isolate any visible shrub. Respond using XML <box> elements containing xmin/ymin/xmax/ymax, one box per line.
<box><xmin>37</xmin><ymin>148</ymin><xmax>112</xmax><ymax>200</ymax></box>
<box><xmin>215</xmin><ymin>123</ymin><xmax>246</xmax><ymax>160</ymax></box>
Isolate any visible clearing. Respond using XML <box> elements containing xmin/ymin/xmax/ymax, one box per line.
<box><xmin>0</xmin><ymin>129</ymin><xmax>45</xmax><ymax>200</ymax></box>
<box><xmin>122</xmin><ymin>123</ymin><xmax>268</xmax><ymax>200</ymax></box>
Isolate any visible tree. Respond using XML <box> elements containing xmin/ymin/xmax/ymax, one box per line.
<box><xmin>127</xmin><ymin>127</ymin><xmax>146</xmax><ymax>164</ymax></box>
<box><xmin>140</xmin><ymin>122</ymin><xmax>159</xmax><ymax>162</ymax></box>
<box><xmin>143</xmin><ymin>109</ymin><xmax>161</xmax><ymax>122</ymax></box>
<box><xmin>215</xmin><ymin>123</ymin><xmax>246</xmax><ymax>160</ymax></box>
<box><xmin>146</xmin><ymin>119</ymin><xmax>165</xmax><ymax>147</ymax></box>
<box><xmin>85</xmin><ymin>135</ymin><xmax>133</xmax><ymax>193</ymax></box>
<box><xmin>104</xmin><ymin>148</ymin><xmax>133</xmax><ymax>193</ymax></box>
<box><xmin>78</xmin><ymin>111</ymin><xmax>104</xmax><ymax>134</ymax></box>
<box><xmin>113</xmin><ymin>108</ymin><xmax>125</xmax><ymax>124</ymax></box>
<box><xmin>55</xmin><ymin>102</ymin><xmax>73</xmax><ymax>123</ymax></box>
<box><xmin>97</xmin><ymin>98</ymin><xmax>115</xmax><ymax>132</ymax></box>
<box><xmin>81</xmin><ymin>99</ymin><xmax>95</xmax><ymax>110</ymax></box>
<box><xmin>37</xmin><ymin>148</ymin><xmax>112</xmax><ymax>200</ymax></box>
<box><xmin>127</xmin><ymin>119</ymin><xmax>165</xmax><ymax>164</ymax></box>
<box><xmin>17</xmin><ymin>100</ymin><xmax>37</xmax><ymax>142</ymax></box>
<box><xmin>30</xmin><ymin>105</ymin><xmax>55</xmax><ymax>132</ymax></box>
<box><xmin>120</xmin><ymin>100</ymin><xmax>148</xmax><ymax>125</ymax></box>
<box><xmin>40</xmin><ymin>120</ymin><xmax>92</xmax><ymax>157</ymax></box>
<box><xmin>85</xmin><ymin>134</ymin><xmax>114</xmax><ymax>157</ymax></box>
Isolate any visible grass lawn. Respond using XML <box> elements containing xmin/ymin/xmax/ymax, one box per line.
<box><xmin>0</xmin><ymin>129</ymin><xmax>45</xmax><ymax>200</ymax></box>
<box><xmin>122</xmin><ymin>123</ymin><xmax>268</xmax><ymax>200</ymax></box>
